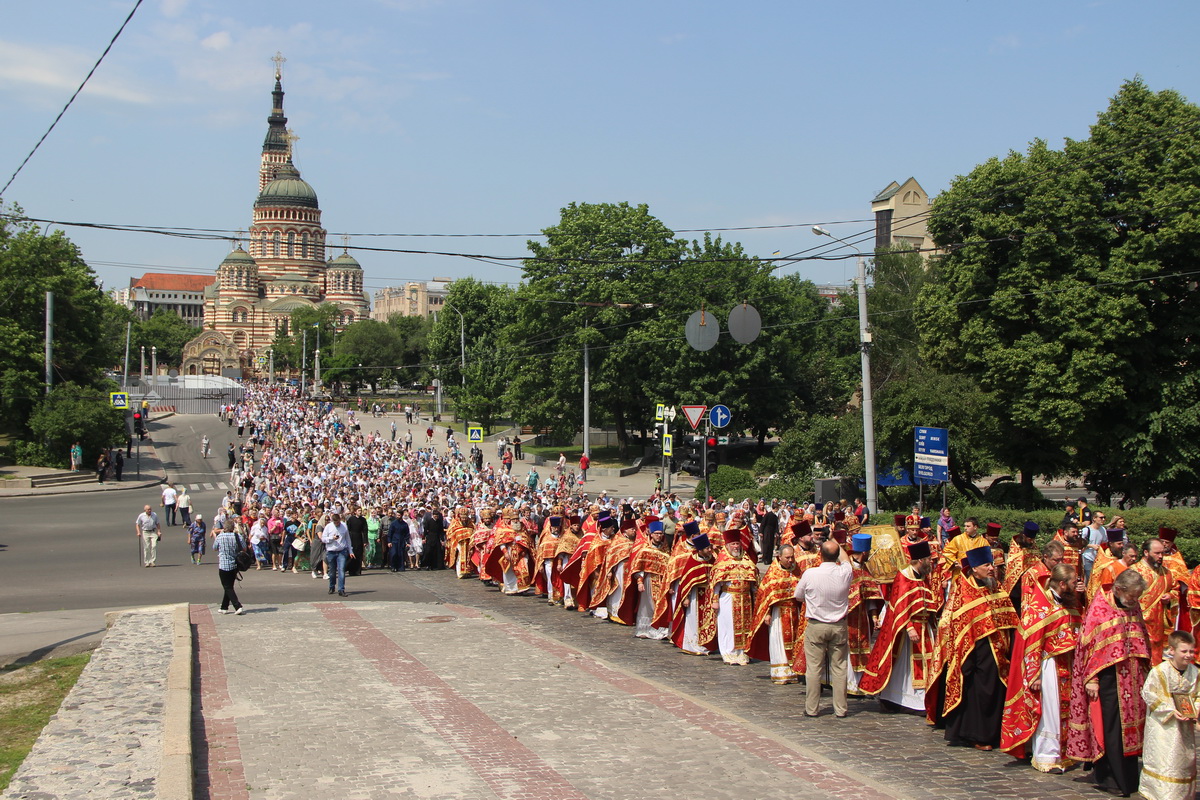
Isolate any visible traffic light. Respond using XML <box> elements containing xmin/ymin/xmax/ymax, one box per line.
<box><xmin>681</xmin><ymin>437</ymin><xmax>702</xmax><ymax>476</ymax></box>
<box><xmin>133</xmin><ymin>411</ymin><xmax>144</xmax><ymax>439</ymax></box>
<box><xmin>705</xmin><ymin>436</ymin><xmax>718</xmax><ymax>475</ymax></box>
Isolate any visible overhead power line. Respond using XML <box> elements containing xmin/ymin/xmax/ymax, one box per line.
<box><xmin>0</xmin><ymin>0</ymin><xmax>145</xmax><ymax>200</ymax></box>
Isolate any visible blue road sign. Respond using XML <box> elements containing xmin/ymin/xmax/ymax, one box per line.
<box><xmin>914</xmin><ymin>426</ymin><xmax>949</xmax><ymax>484</ymax></box>
<box><xmin>467</xmin><ymin>426</ymin><xmax>483</xmax><ymax>443</ymax></box>
<box><xmin>109</xmin><ymin>392</ymin><xmax>129</xmax><ymax>409</ymax></box>
<box><xmin>709</xmin><ymin>404</ymin><xmax>731</xmax><ymax>429</ymax></box>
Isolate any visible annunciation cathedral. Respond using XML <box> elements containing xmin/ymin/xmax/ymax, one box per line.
<box><xmin>182</xmin><ymin>58</ymin><xmax>370</xmax><ymax>376</ymax></box>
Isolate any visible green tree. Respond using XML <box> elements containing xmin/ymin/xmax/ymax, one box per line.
<box><xmin>330</xmin><ymin>318</ymin><xmax>404</xmax><ymax>393</ymax></box>
<box><xmin>134</xmin><ymin>309</ymin><xmax>197</xmax><ymax>368</ymax></box>
<box><xmin>428</xmin><ymin>278</ymin><xmax>516</xmax><ymax>432</ymax></box>
<box><xmin>921</xmin><ymin>79</ymin><xmax>1200</xmax><ymax>505</ymax></box>
<box><xmin>0</xmin><ymin>207</ymin><xmax>120</xmax><ymax>436</ymax></box>
<box><xmin>27</xmin><ymin>382</ymin><xmax>126</xmax><ymax>468</ymax></box>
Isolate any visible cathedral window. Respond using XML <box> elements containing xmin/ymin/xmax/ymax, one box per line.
<box><xmin>302</xmin><ymin>232</ymin><xmax>309</xmax><ymax>259</ymax></box>
<box><xmin>259</xmin><ymin>231</ymin><xmax>267</xmax><ymax>258</ymax></box>
<box><xmin>273</xmin><ymin>232</ymin><xmax>281</xmax><ymax>257</ymax></box>
<box><xmin>287</xmin><ymin>232</ymin><xmax>295</xmax><ymax>258</ymax></box>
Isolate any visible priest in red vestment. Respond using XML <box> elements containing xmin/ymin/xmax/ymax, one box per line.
<box><xmin>860</xmin><ymin>540</ymin><xmax>938</xmax><ymax>712</ymax></box>
<box><xmin>927</xmin><ymin>545</ymin><xmax>1019</xmax><ymax>750</ymax></box>
<box><xmin>748</xmin><ymin>545</ymin><xmax>801</xmax><ymax>683</ymax></box>
<box><xmin>1000</xmin><ymin>563</ymin><xmax>1081</xmax><ymax>773</ymax></box>
<box><xmin>625</xmin><ymin>518</ymin><xmax>671</xmax><ymax>638</ymax></box>
<box><xmin>1132</xmin><ymin>537</ymin><xmax>1176</xmax><ymax>664</ymax></box>
<box><xmin>1065</xmin><ymin>568</ymin><xmax>1151</xmax><ymax>797</ymax></box>
<box><xmin>846</xmin><ymin>533</ymin><xmax>883</xmax><ymax>694</ymax></box>
<box><xmin>446</xmin><ymin>506</ymin><xmax>476</xmax><ymax>578</ymax></box>
<box><xmin>669</xmin><ymin>529</ymin><xmax>717</xmax><ymax>656</ymax></box>
<box><xmin>709</xmin><ymin>536</ymin><xmax>758</xmax><ymax>665</ymax></box>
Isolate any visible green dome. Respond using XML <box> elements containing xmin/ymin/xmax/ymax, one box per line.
<box><xmin>220</xmin><ymin>247</ymin><xmax>257</xmax><ymax>267</ymax></box>
<box><xmin>255</xmin><ymin>162</ymin><xmax>318</xmax><ymax>209</ymax></box>
<box><xmin>328</xmin><ymin>252</ymin><xmax>362</xmax><ymax>270</ymax></box>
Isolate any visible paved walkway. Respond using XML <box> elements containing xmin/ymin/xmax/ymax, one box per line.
<box><xmin>192</xmin><ymin>600</ymin><xmax>893</xmax><ymax>800</ymax></box>
<box><xmin>187</xmin><ymin>570</ymin><xmax>1115</xmax><ymax>800</ymax></box>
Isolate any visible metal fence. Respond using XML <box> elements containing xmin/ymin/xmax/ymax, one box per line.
<box><xmin>130</xmin><ymin>377</ymin><xmax>245</xmax><ymax>416</ymax></box>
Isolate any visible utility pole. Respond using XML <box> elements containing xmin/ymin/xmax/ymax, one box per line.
<box><xmin>268</xmin><ymin>349</ymin><xmax>275</xmax><ymax>385</ymax></box>
<box><xmin>122</xmin><ymin>321</ymin><xmax>131</xmax><ymax>389</ymax></box>
<box><xmin>855</xmin><ymin>255</ymin><xmax>878</xmax><ymax>516</ymax></box>
<box><xmin>301</xmin><ymin>328</ymin><xmax>307</xmax><ymax>395</ymax></box>
<box><xmin>582</xmin><ymin>340</ymin><xmax>590</xmax><ymax>463</ymax></box>
<box><xmin>813</xmin><ymin>226</ymin><xmax>878</xmax><ymax>517</ymax></box>
<box><xmin>44</xmin><ymin>291</ymin><xmax>53</xmax><ymax>395</ymax></box>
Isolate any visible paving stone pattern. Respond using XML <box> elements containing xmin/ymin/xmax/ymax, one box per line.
<box><xmin>2</xmin><ymin>609</ymin><xmax>171</xmax><ymax>800</ymax></box>
<box><xmin>194</xmin><ymin>600</ymin><xmax>902</xmax><ymax>799</ymax></box>
<box><xmin>408</xmin><ymin>571</ymin><xmax>1113</xmax><ymax>800</ymax></box>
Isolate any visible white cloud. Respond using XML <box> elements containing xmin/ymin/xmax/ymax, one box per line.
<box><xmin>200</xmin><ymin>31</ymin><xmax>232</xmax><ymax>51</ymax></box>
<box><xmin>0</xmin><ymin>40</ymin><xmax>151</xmax><ymax>103</ymax></box>
<box><xmin>160</xmin><ymin>0</ymin><xmax>188</xmax><ymax>18</ymax></box>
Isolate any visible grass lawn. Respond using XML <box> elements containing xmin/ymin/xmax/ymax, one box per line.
<box><xmin>523</xmin><ymin>444</ymin><xmax>631</xmax><ymax>467</ymax></box>
<box><xmin>0</xmin><ymin>653</ymin><xmax>90</xmax><ymax>792</ymax></box>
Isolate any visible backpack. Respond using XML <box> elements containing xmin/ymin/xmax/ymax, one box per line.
<box><xmin>234</xmin><ymin>535</ymin><xmax>254</xmax><ymax>573</ymax></box>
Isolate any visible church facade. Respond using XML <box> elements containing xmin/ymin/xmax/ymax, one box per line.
<box><xmin>182</xmin><ymin>61</ymin><xmax>370</xmax><ymax>377</ymax></box>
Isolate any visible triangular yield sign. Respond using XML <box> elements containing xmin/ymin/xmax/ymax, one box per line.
<box><xmin>682</xmin><ymin>405</ymin><xmax>707</xmax><ymax>430</ymax></box>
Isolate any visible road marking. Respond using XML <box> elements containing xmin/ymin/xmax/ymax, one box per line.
<box><xmin>217</xmin><ymin>482</ymin><xmax>227</xmax><ymax>491</ymax></box>
<box><xmin>203</xmin><ymin>483</ymin><xmax>214</xmax><ymax>491</ymax></box>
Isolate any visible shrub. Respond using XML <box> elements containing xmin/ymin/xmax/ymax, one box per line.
<box><xmin>695</xmin><ymin>465</ymin><xmax>758</xmax><ymax>501</ymax></box>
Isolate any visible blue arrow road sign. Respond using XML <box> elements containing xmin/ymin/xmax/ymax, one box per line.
<box><xmin>709</xmin><ymin>404</ymin><xmax>731</xmax><ymax>429</ymax></box>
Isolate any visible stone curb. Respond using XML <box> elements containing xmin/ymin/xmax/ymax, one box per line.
<box><xmin>159</xmin><ymin>604</ymin><xmax>193</xmax><ymax>800</ymax></box>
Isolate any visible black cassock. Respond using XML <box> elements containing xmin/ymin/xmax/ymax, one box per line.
<box><xmin>345</xmin><ymin>514</ymin><xmax>367</xmax><ymax>576</ymax></box>
<box><xmin>420</xmin><ymin>512</ymin><xmax>446</xmax><ymax>570</ymax></box>
<box><xmin>935</xmin><ymin>637</ymin><xmax>1005</xmax><ymax>748</ymax></box>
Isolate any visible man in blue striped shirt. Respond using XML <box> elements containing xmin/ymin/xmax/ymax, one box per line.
<box><xmin>215</xmin><ymin>521</ymin><xmax>245</xmax><ymax>615</ymax></box>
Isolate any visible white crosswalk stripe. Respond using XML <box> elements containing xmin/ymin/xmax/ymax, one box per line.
<box><xmin>203</xmin><ymin>483</ymin><xmax>214</xmax><ymax>491</ymax></box>
<box><xmin>218</xmin><ymin>482</ymin><xmax>227</xmax><ymax>491</ymax></box>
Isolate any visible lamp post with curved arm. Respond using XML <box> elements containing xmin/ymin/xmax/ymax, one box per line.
<box><xmin>813</xmin><ymin>225</ymin><xmax>877</xmax><ymax>516</ymax></box>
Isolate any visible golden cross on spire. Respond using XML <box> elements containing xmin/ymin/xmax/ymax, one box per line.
<box><xmin>285</xmin><ymin>128</ymin><xmax>300</xmax><ymax>157</ymax></box>
<box><xmin>271</xmin><ymin>51</ymin><xmax>286</xmax><ymax>80</ymax></box>
<box><xmin>341</xmin><ymin>234</ymin><xmax>350</xmax><ymax>254</ymax></box>
<box><xmin>235</xmin><ymin>229</ymin><xmax>245</xmax><ymax>249</ymax></box>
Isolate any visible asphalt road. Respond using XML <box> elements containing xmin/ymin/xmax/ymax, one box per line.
<box><xmin>0</xmin><ymin>412</ymin><xmax>437</xmax><ymax>615</ymax></box>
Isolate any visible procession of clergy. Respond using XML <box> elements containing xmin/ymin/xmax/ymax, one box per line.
<box><xmin>447</xmin><ymin>504</ymin><xmax>1200</xmax><ymax>799</ymax></box>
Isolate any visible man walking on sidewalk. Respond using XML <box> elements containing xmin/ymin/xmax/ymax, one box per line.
<box><xmin>135</xmin><ymin>504</ymin><xmax>162</xmax><ymax>567</ymax></box>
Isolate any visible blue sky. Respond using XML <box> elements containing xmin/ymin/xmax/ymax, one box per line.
<box><xmin>1</xmin><ymin>0</ymin><xmax>1197</xmax><ymax>296</ymax></box>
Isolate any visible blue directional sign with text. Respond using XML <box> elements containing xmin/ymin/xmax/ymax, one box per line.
<box><xmin>914</xmin><ymin>426</ymin><xmax>949</xmax><ymax>484</ymax></box>
<box><xmin>709</xmin><ymin>404</ymin><xmax>731</xmax><ymax>429</ymax></box>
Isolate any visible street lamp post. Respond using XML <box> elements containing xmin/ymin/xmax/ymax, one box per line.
<box><xmin>268</xmin><ymin>349</ymin><xmax>274</xmax><ymax>385</ymax></box>
<box><xmin>314</xmin><ymin>349</ymin><xmax>321</xmax><ymax>391</ymax></box>
<box><xmin>151</xmin><ymin>346</ymin><xmax>157</xmax><ymax>387</ymax></box>
<box><xmin>813</xmin><ymin>225</ymin><xmax>878</xmax><ymax>516</ymax></box>
<box><xmin>301</xmin><ymin>328</ymin><xmax>307</xmax><ymax>394</ymax></box>
<box><xmin>140</xmin><ymin>346</ymin><xmax>146</xmax><ymax>382</ymax></box>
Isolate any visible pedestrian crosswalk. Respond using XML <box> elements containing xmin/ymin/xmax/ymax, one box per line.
<box><xmin>156</xmin><ymin>482</ymin><xmax>230</xmax><ymax>493</ymax></box>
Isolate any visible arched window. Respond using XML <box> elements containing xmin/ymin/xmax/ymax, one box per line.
<box><xmin>287</xmin><ymin>232</ymin><xmax>295</xmax><ymax>258</ymax></box>
<box><xmin>301</xmin><ymin>232</ymin><xmax>309</xmax><ymax>259</ymax></box>
<box><xmin>273</xmin><ymin>232</ymin><xmax>281</xmax><ymax>257</ymax></box>
<box><xmin>259</xmin><ymin>231</ymin><xmax>267</xmax><ymax>258</ymax></box>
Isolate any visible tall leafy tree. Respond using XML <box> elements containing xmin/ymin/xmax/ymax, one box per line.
<box><xmin>0</xmin><ymin>207</ymin><xmax>120</xmax><ymax>436</ymax></box>
<box><xmin>427</xmin><ymin>278</ymin><xmax>516</xmax><ymax>432</ymax></box>
<box><xmin>134</xmin><ymin>308</ymin><xmax>197</xmax><ymax>368</ymax></box>
<box><xmin>920</xmin><ymin>79</ymin><xmax>1200</xmax><ymax>504</ymax></box>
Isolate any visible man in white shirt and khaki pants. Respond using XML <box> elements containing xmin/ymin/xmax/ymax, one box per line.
<box><xmin>793</xmin><ymin>539</ymin><xmax>853</xmax><ymax>718</ymax></box>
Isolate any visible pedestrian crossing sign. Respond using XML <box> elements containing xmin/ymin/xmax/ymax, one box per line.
<box><xmin>467</xmin><ymin>426</ymin><xmax>483</xmax><ymax>443</ymax></box>
<box><xmin>110</xmin><ymin>392</ymin><xmax>130</xmax><ymax>409</ymax></box>
<box><xmin>662</xmin><ymin>434</ymin><xmax>673</xmax><ymax>457</ymax></box>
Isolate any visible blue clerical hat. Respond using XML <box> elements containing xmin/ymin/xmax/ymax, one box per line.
<box><xmin>851</xmin><ymin>533</ymin><xmax>873</xmax><ymax>553</ymax></box>
<box><xmin>965</xmin><ymin>546</ymin><xmax>994</xmax><ymax>568</ymax></box>
<box><xmin>682</xmin><ymin>520</ymin><xmax>700</xmax><ymax>537</ymax></box>
<box><xmin>690</xmin><ymin>533</ymin><xmax>711</xmax><ymax>550</ymax></box>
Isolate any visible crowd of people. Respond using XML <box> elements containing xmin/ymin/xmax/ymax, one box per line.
<box><xmin>198</xmin><ymin>385</ymin><xmax>1200</xmax><ymax>800</ymax></box>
